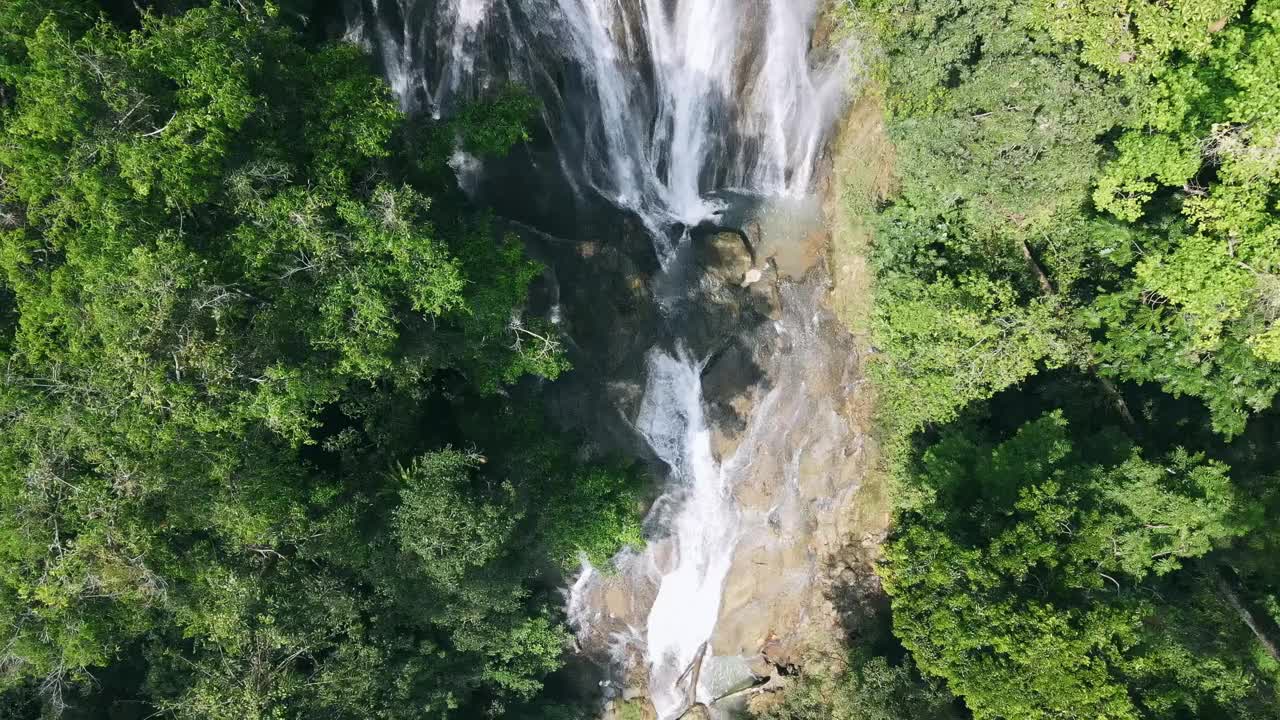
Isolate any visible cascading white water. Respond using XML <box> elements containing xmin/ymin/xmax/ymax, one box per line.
<box><xmin>348</xmin><ymin>0</ymin><xmax>848</xmax><ymax>241</ymax></box>
<box><xmin>348</xmin><ymin>1</ymin><xmax>851</xmax><ymax>716</ymax></box>
<box><xmin>543</xmin><ymin>0</ymin><xmax>849</xmax><ymax>255</ymax></box>
<box><xmin>634</xmin><ymin>347</ymin><xmax>738</xmax><ymax>716</ymax></box>
<box><xmin>345</xmin><ymin>0</ymin><xmax>505</xmax><ymax>116</ymax></box>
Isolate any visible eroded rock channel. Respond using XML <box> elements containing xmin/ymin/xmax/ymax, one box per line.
<box><xmin>535</xmin><ymin>195</ymin><xmax>873</xmax><ymax>718</ymax></box>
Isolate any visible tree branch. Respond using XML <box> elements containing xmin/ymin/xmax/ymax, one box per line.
<box><xmin>1022</xmin><ymin>240</ymin><xmax>1135</xmax><ymax>425</ymax></box>
<box><xmin>1214</xmin><ymin>568</ymin><xmax>1280</xmax><ymax>662</ymax></box>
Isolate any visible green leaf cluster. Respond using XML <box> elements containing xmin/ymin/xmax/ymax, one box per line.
<box><xmin>860</xmin><ymin>0</ymin><xmax>1280</xmax><ymax>439</ymax></box>
<box><xmin>884</xmin><ymin>414</ymin><xmax>1274</xmax><ymax>720</ymax></box>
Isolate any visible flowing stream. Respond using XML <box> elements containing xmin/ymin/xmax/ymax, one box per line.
<box><xmin>633</xmin><ymin>346</ymin><xmax>735</xmax><ymax>715</ymax></box>
<box><xmin>346</xmin><ymin>1</ymin><xmax>851</xmax><ymax>716</ymax></box>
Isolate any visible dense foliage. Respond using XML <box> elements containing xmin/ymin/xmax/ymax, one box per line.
<box><xmin>0</xmin><ymin>2</ymin><xmax>639</xmax><ymax>717</ymax></box>
<box><xmin>855</xmin><ymin>0</ymin><xmax>1280</xmax><ymax>718</ymax></box>
<box><xmin>755</xmin><ymin>653</ymin><xmax>960</xmax><ymax>720</ymax></box>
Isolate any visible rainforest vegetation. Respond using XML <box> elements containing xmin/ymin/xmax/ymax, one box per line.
<box><xmin>806</xmin><ymin>1</ymin><xmax>1280</xmax><ymax>719</ymax></box>
<box><xmin>0</xmin><ymin>1</ymin><xmax>643</xmax><ymax>717</ymax></box>
<box><xmin>3</xmin><ymin>1</ymin><xmax>1280</xmax><ymax>720</ymax></box>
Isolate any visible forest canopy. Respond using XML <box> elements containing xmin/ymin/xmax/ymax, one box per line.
<box><xmin>2</xmin><ymin>0</ymin><xmax>1279</xmax><ymax>719</ymax></box>
<box><xmin>852</xmin><ymin>0</ymin><xmax>1280</xmax><ymax>718</ymax></box>
<box><xmin>0</xmin><ymin>2</ymin><xmax>639</xmax><ymax>717</ymax></box>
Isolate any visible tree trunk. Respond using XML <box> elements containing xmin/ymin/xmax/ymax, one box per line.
<box><xmin>1214</xmin><ymin>569</ymin><xmax>1280</xmax><ymax>662</ymax></box>
<box><xmin>1020</xmin><ymin>240</ymin><xmax>1135</xmax><ymax>426</ymax></box>
<box><xmin>676</xmin><ymin>642</ymin><xmax>709</xmax><ymax>718</ymax></box>
<box><xmin>1095</xmin><ymin>374</ymin><xmax>1136</xmax><ymax>426</ymax></box>
<box><xmin>1021</xmin><ymin>240</ymin><xmax>1055</xmax><ymax>296</ymax></box>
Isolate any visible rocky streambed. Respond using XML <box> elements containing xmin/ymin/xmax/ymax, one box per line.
<box><xmin>513</xmin><ymin>182</ymin><xmax>880</xmax><ymax>716</ymax></box>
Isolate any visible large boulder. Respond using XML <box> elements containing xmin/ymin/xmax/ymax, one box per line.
<box><xmin>680</xmin><ymin>228</ymin><xmax>774</xmax><ymax>361</ymax></box>
<box><xmin>696</xmin><ymin>231</ymin><xmax>754</xmax><ymax>286</ymax></box>
<box><xmin>679</xmin><ymin>705</ymin><xmax>712</xmax><ymax>720</ymax></box>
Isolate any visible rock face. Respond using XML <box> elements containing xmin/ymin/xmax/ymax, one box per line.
<box><xmin>695</xmin><ymin>201</ymin><xmax>872</xmax><ymax>670</ymax></box>
<box><xmin>698</xmin><ymin>231</ymin><xmax>754</xmax><ymax>286</ymax></box>
<box><xmin>534</xmin><ymin>193</ymin><xmax>874</xmax><ymax>716</ymax></box>
<box><xmin>509</xmin><ymin>214</ymin><xmax>664</xmax><ymax>462</ymax></box>
<box><xmin>708</xmin><ymin>275</ymin><xmax>870</xmax><ymax>663</ymax></box>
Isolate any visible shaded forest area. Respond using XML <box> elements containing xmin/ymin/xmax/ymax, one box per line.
<box><xmin>0</xmin><ymin>2</ymin><xmax>643</xmax><ymax>718</ymax></box>
<box><xmin>763</xmin><ymin>1</ymin><xmax>1280</xmax><ymax>719</ymax></box>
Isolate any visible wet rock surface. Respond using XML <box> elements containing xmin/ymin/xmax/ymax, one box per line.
<box><xmin>697</xmin><ymin>231</ymin><xmax>754</xmax><ymax>285</ymax></box>
<box><xmin>534</xmin><ymin>195</ymin><xmax>872</xmax><ymax>716</ymax></box>
<box><xmin>701</xmin><ymin>236</ymin><xmax>870</xmax><ymax>670</ymax></box>
<box><xmin>509</xmin><ymin>216</ymin><xmax>664</xmax><ymax>462</ymax></box>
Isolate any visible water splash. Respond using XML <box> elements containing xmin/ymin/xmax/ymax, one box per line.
<box><xmin>634</xmin><ymin>347</ymin><xmax>738</xmax><ymax>717</ymax></box>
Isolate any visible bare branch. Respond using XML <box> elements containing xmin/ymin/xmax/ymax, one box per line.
<box><xmin>140</xmin><ymin>112</ymin><xmax>178</xmax><ymax>138</ymax></box>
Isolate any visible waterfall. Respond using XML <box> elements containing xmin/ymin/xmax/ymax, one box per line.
<box><xmin>347</xmin><ymin>1</ymin><xmax>852</xmax><ymax>716</ymax></box>
<box><xmin>634</xmin><ymin>347</ymin><xmax>738</xmax><ymax>717</ymax></box>
<box><xmin>347</xmin><ymin>0</ymin><xmax>847</xmax><ymax>239</ymax></box>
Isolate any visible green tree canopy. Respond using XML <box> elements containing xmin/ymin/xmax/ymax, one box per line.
<box><xmin>883</xmin><ymin>413</ymin><xmax>1271</xmax><ymax>719</ymax></box>
<box><xmin>0</xmin><ymin>3</ymin><xmax>635</xmax><ymax>717</ymax></box>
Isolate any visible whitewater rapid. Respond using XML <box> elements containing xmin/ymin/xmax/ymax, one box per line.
<box><xmin>346</xmin><ymin>0</ymin><xmax>851</xmax><ymax>715</ymax></box>
<box><xmin>634</xmin><ymin>347</ymin><xmax>738</xmax><ymax>715</ymax></box>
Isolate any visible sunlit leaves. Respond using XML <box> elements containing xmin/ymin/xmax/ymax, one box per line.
<box><xmin>883</xmin><ymin>413</ymin><xmax>1260</xmax><ymax>719</ymax></box>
